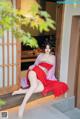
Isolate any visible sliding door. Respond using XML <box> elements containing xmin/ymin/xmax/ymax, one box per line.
<box><xmin>0</xmin><ymin>0</ymin><xmax>21</xmax><ymax>95</ymax></box>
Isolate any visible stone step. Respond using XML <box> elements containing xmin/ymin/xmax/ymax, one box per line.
<box><xmin>50</xmin><ymin>96</ymin><xmax>80</xmax><ymax>119</ymax></box>
<box><xmin>8</xmin><ymin>104</ymin><xmax>70</xmax><ymax>119</ymax></box>
<box><xmin>64</xmin><ymin>108</ymin><xmax>80</xmax><ymax>119</ymax></box>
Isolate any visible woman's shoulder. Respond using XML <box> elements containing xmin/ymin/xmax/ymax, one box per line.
<box><xmin>38</xmin><ymin>53</ymin><xmax>55</xmax><ymax>58</ymax></box>
<box><xmin>38</xmin><ymin>53</ymin><xmax>44</xmax><ymax>57</ymax></box>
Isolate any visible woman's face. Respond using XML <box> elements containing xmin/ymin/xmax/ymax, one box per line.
<box><xmin>45</xmin><ymin>45</ymin><xmax>50</xmax><ymax>54</ymax></box>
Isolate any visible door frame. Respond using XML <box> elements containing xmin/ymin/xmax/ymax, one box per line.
<box><xmin>55</xmin><ymin>4</ymin><xmax>65</xmax><ymax>79</ymax></box>
<box><xmin>67</xmin><ymin>16</ymin><xmax>80</xmax><ymax>107</ymax></box>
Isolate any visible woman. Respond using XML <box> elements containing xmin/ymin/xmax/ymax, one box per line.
<box><xmin>12</xmin><ymin>45</ymin><xmax>68</xmax><ymax>118</ymax></box>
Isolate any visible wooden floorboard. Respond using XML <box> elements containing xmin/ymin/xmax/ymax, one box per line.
<box><xmin>0</xmin><ymin>93</ymin><xmax>52</xmax><ymax>111</ymax></box>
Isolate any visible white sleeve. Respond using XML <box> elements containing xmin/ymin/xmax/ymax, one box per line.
<box><xmin>29</xmin><ymin>54</ymin><xmax>42</xmax><ymax>69</ymax></box>
<box><xmin>34</xmin><ymin>53</ymin><xmax>43</xmax><ymax>65</ymax></box>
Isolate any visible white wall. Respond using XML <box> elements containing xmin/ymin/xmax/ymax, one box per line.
<box><xmin>60</xmin><ymin>5</ymin><xmax>80</xmax><ymax>83</ymax></box>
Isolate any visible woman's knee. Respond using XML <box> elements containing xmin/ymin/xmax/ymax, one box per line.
<box><xmin>28</xmin><ymin>70</ymin><xmax>36</xmax><ymax>79</ymax></box>
<box><xmin>28</xmin><ymin>70</ymin><xmax>38</xmax><ymax>88</ymax></box>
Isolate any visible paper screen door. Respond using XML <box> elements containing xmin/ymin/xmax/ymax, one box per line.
<box><xmin>0</xmin><ymin>0</ymin><xmax>21</xmax><ymax>95</ymax></box>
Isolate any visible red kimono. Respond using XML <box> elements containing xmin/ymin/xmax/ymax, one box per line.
<box><xmin>27</xmin><ymin>62</ymin><xmax>68</xmax><ymax>97</ymax></box>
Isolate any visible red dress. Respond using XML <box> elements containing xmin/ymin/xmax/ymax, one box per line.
<box><xmin>27</xmin><ymin>62</ymin><xmax>68</xmax><ymax>97</ymax></box>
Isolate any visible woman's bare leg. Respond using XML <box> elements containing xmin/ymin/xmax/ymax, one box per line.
<box><xmin>18</xmin><ymin>71</ymin><xmax>38</xmax><ymax>118</ymax></box>
<box><xmin>12</xmin><ymin>88</ymin><xmax>29</xmax><ymax>95</ymax></box>
<box><xmin>12</xmin><ymin>79</ymin><xmax>44</xmax><ymax>96</ymax></box>
<box><xmin>34</xmin><ymin>79</ymin><xmax>44</xmax><ymax>93</ymax></box>
<box><xmin>12</xmin><ymin>70</ymin><xmax>44</xmax><ymax>118</ymax></box>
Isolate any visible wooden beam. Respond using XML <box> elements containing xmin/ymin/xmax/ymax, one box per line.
<box><xmin>7</xmin><ymin>31</ymin><xmax>10</xmax><ymax>87</ymax></box>
<box><xmin>2</xmin><ymin>34</ymin><xmax>5</xmax><ymax>87</ymax></box>
<box><xmin>16</xmin><ymin>0</ymin><xmax>21</xmax><ymax>9</ymax></box>
<box><xmin>55</xmin><ymin>5</ymin><xmax>64</xmax><ymax>79</ymax></box>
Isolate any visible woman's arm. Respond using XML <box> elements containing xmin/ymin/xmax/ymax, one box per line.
<box><xmin>47</xmin><ymin>55</ymin><xmax>57</xmax><ymax>80</ymax></box>
<box><xmin>29</xmin><ymin>54</ymin><xmax>42</xmax><ymax>69</ymax></box>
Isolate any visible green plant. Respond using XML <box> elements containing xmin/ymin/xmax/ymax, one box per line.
<box><xmin>0</xmin><ymin>99</ymin><xmax>6</xmax><ymax>106</ymax></box>
<box><xmin>0</xmin><ymin>0</ymin><xmax>56</xmax><ymax>48</ymax></box>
